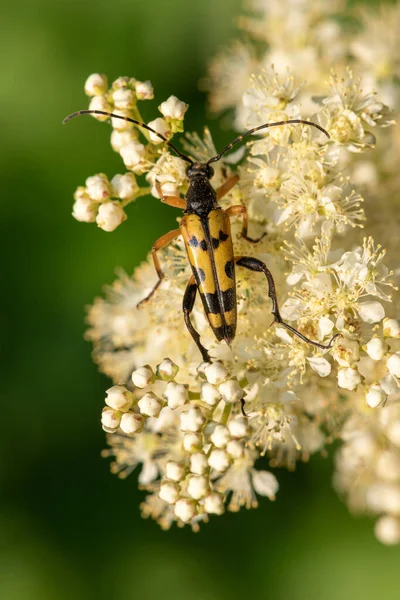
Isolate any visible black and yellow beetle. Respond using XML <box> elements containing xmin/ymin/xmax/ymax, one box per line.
<box><xmin>64</xmin><ymin>109</ymin><xmax>338</xmax><ymax>363</ymax></box>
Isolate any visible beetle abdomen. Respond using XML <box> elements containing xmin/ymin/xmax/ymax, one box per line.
<box><xmin>181</xmin><ymin>209</ymin><xmax>237</xmax><ymax>344</ymax></box>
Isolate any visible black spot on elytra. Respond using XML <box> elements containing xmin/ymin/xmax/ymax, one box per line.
<box><xmin>219</xmin><ymin>230</ymin><xmax>229</xmax><ymax>242</ymax></box>
<box><xmin>187</xmin><ymin>235</ymin><xmax>199</xmax><ymax>247</ymax></box>
<box><xmin>212</xmin><ymin>237</ymin><xmax>220</xmax><ymax>249</ymax></box>
<box><xmin>200</xmin><ymin>239</ymin><xmax>207</xmax><ymax>251</ymax></box>
<box><xmin>225</xmin><ymin>259</ymin><xmax>234</xmax><ymax>280</ymax></box>
<box><xmin>201</xmin><ymin>288</ymin><xmax>235</xmax><ymax>314</ymax></box>
<box><xmin>197</xmin><ymin>268</ymin><xmax>206</xmax><ymax>283</ymax></box>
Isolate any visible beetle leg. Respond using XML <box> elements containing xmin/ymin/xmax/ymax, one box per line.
<box><xmin>137</xmin><ymin>228</ymin><xmax>182</xmax><ymax>307</ymax></box>
<box><xmin>225</xmin><ymin>204</ymin><xmax>266</xmax><ymax>243</ymax></box>
<box><xmin>156</xmin><ymin>181</ymin><xmax>187</xmax><ymax>209</ymax></box>
<box><xmin>235</xmin><ymin>256</ymin><xmax>339</xmax><ymax>349</ymax></box>
<box><xmin>216</xmin><ymin>175</ymin><xmax>239</xmax><ymax>201</ymax></box>
<box><xmin>183</xmin><ymin>275</ymin><xmax>211</xmax><ymax>363</ymax></box>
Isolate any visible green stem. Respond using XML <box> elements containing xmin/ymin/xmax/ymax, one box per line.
<box><xmin>121</xmin><ymin>187</ymin><xmax>151</xmax><ymax>207</ymax></box>
<box><xmin>220</xmin><ymin>403</ymin><xmax>232</xmax><ymax>425</ymax></box>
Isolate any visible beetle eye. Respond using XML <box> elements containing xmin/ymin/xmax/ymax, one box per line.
<box><xmin>207</xmin><ymin>166</ymin><xmax>214</xmax><ymax>179</ymax></box>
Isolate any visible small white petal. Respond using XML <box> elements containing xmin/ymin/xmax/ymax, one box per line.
<box><xmin>333</xmin><ymin>338</ymin><xmax>359</xmax><ymax>367</ymax></box>
<box><xmin>358</xmin><ymin>301</ymin><xmax>385</xmax><ymax>324</ymax></box>
<box><xmin>307</xmin><ymin>356</ymin><xmax>331</xmax><ymax>377</ymax></box>
<box><xmin>317</xmin><ymin>317</ymin><xmax>334</xmax><ymax>339</ymax></box>
<box><xmin>379</xmin><ymin>374</ymin><xmax>399</xmax><ymax>396</ymax></box>
<box><xmin>252</xmin><ymin>470</ymin><xmax>279</xmax><ymax>500</ymax></box>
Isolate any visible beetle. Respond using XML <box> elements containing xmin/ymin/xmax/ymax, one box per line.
<box><xmin>64</xmin><ymin>109</ymin><xmax>339</xmax><ymax>364</ymax></box>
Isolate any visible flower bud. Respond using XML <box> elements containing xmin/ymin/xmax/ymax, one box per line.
<box><xmin>337</xmin><ymin>367</ymin><xmax>361</xmax><ymax>391</ymax></box>
<box><xmin>182</xmin><ymin>432</ymin><xmax>202</xmax><ymax>453</ymax></box>
<box><xmin>210</xmin><ymin>424</ymin><xmax>230</xmax><ymax>448</ymax></box>
<box><xmin>101</xmin><ymin>407</ymin><xmax>121</xmax><ymax>431</ymax></box>
<box><xmin>105</xmin><ymin>385</ymin><xmax>133</xmax><ymax>411</ymax></box>
<box><xmin>137</xmin><ymin>392</ymin><xmax>163</xmax><ymax>417</ymax></box>
<box><xmin>228</xmin><ymin>415</ymin><xmax>249</xmax><ymax>438</ymax></box>
<box><xmin>204</xmin><ymin>361</ymin><xmax>228</xmax><ymax>385</ymax></box>
<box><xmin>84</xmin><ymin>73</ymin><xmax>108</xmax><ymax>96</ymax></box>
<box><xmin>365</xmin><ymin>337</ymin><xmax>387</xmax><ymax>361</ymax></box>
<box><xmin>208</xmin><ymin>449</ymin><xmax>231</xmax><ymax>473</ymax></box>
<box><xmin>72</xmin><ymin>196</ymin><xmax>97</xmax><ymax>223</ymax></box>
<box><xmin>86</xmin><ymin>174</ymin><xmax>111</xmax><ymax>202</ymax></box>
<box><xmin>119</xmin><ymin>140</ymin><xmax>146</xmax><ymax>171</ymax></box>
<box><xmin>189</xmin><ymin>453</ymin><xmax>208</xmax><ymax>475</ymax></box>
<box><xmin>383</xmin><ymin>319</ymin><xmax>400</xmax><ymax>339</ymax></box>
<box><xmin>365</xmin><ymin>384</ymin><xmax>387</xmax><ymax>408</ymax></box>
<box><xmin>110</xmin><ymin>129</ymin><xmax>137</xmax><ymax>152</ymax></box>
<box><xmin>112</xmin><ymin>87</ymin><xmax>136</xmax><ymax>110</ymax></box>
<box><xmin>163</xmin><ymin>382</ymin><xmax>188</xmax><ymax>409</ymax></box>
<box><xmin>96</xmin><ymin>201</ymin><xmax>127</xmax><ymax>232</ymax></box>
<box><xmin>226</xmin><ymin>439</ymin><xmax>245</xmax><ymax>459</ymax></box>
<box><xmin>219</xmin><ymin>378</ymin><xmax>244</xmax><ymax>404</ymax></box>
<box><xmin>111</xmin><ymin>109</ymin><xmax>134</xmax><ymax>131</ymax></box>
<box><xmin>135</xmin><ymin>80</ymin><xmax>154</xmax><ymax>100</ymax></box>
<box><xmin>159</xmin><ymin>95</ymin><xmax>188</xmax><ymax>120</ymax></box>
<box><xmin>180</xmin><ymin>406</ymin><xmax>205</xmax><ymax>432</ymax></box>
<box><xmin>375</xmin><ymin>516</ymin><xmax>400</xmax><ymax>546</ymax></box>
<box><xmin>252</xmin><ymin>470</ymin><xmax>279</xmax><ymax>499</ymax></box>
<box><xmin>147</xmin><ymin>118</ymin><xmax>171</xmax><ymax>144</ymax></box>
<box><xmin>131</xmin><ymin>365</ymin><xmax>155</xmax><ymax>388</ymax></box>
<box><xmin>88</xmin><ymin>95</ymin><xmax>113</xmax><ymax>121</ymax></box>
<box><xmin>165</xmin><ymin>461</ymin><xmax>186</xmax><ymax>482</ymax></box>
<box><xmin>204</xmin><ymin>493</ymin><xmax>225</xmax><ymax>515</ymax></box>
<box><xmin>111</xmin><ymin>173</ymin><xmax>139</xmax><ymax>201</ymax></box>
<box><xmin>157</xmin><ymin>358</ymin><xmax>179</xmax><ymax>381</ymax></box>
<box><xmin>387</xmin><ymin>353</ymin><xmax>400</xmax><ymax>377</ymax></box>
<box><xmin>200</xmin><ymin>382</ymin><xmax>221</xmax><ymax>406</ymax></box>
<box><xmin>187</xmin><ymin>475</ymin><xmax>209</xmax><ymax>500</ymax></box>
<box><xmin>159</xmin><ymin>481</ymin><xmax>179</xmax><ymax>504</ymax></box>
<box><xmin>119</xmin><ymin>412</ymin><xmax>144</xmax><ymax>435</ymax></box>
<box><xmin>174</xmin><ymin>498</ymin><xmax>197</xmax><ymax>522</ymax></box>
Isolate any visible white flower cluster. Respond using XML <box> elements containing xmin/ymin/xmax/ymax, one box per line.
<box><xmin>70</xmin><ymin>0</ymin><xmax>400</xmax><ymax>540</ymax></box>
<box><xmin>72</xmin><ymin>73</ymin><xmax>189</xmax><ymax>230</ymax></box>
<box><xmin>101</xmin><ymin>359</ymin><xmax>278</xmax><ymax>529</ymax></box>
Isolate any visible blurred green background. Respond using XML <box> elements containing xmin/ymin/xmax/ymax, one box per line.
<box><xmin>2</xmin><ymin>0</ymin><xmax>400</xmax><ymax>599</ymax></box>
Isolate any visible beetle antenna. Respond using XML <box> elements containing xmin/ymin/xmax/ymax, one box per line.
<box><xmin>207</xmin><ymin>119</ymin><xmax>330</xmax><ymax>165</ymax></box>
<box><xmin>63</xmin><ymin>109</ymin><xmax>194</xmax><ymax>165</ymax></box>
